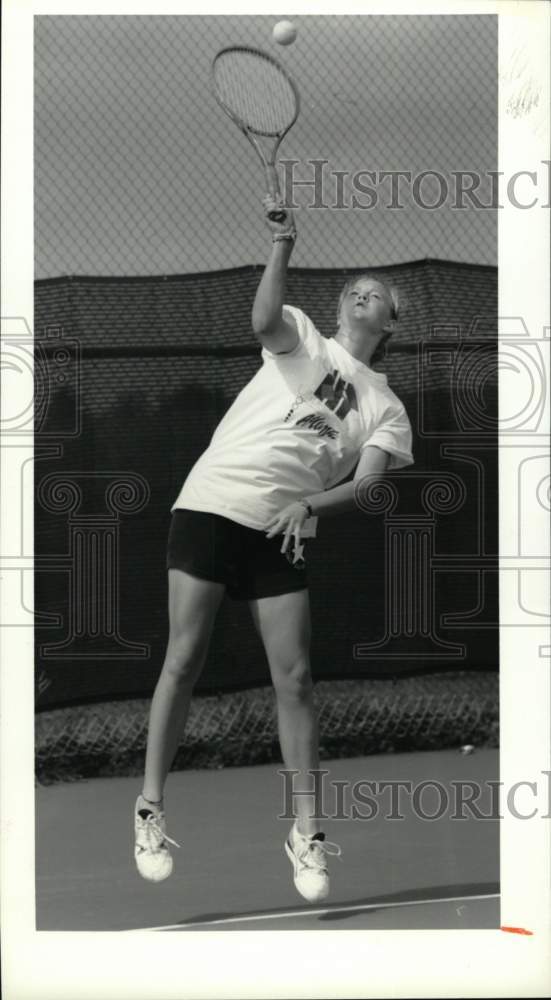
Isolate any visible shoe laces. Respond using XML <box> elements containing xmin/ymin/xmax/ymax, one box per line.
<box><xmin>296</xmin><ymin>832</ymin><xmax>342</xmax><ymax>870</ymax></box>
<box><xmin>139</xmin><ymin>811</ymin><xmax>180</xmax><ymax>850</ymax></box>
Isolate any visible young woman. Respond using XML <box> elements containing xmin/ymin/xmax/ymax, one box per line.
<box><xmin>134</xmin><ymin>198</ymin><xmax>414</xmax><ymax>903</ymax></box>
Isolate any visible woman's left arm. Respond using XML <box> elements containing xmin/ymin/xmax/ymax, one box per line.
<box><xmin>266</xmin><ymin>446</ymin><xmax>390</xmax><ymax>553</ymax></box>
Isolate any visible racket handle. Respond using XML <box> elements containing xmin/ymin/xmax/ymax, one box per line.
<box><xmin>269</xmin><ymin>208</ymin><xmax>288</xmax><ymax>223</ymax></box>
<box><xmin>265</xmin><ymin>164</ymin><xmax>287</xmax><ymax>223</ymax></box>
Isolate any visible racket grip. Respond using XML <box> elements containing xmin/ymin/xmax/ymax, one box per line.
<box><xmin>265</xmin><ymin>164</ymin><xmax>287</xmax><ymax>223</ymax></box>
<box><xmin>269</xmin><ymin>209</ymin><xmax>288</xmax><ymax>223</ymax></box>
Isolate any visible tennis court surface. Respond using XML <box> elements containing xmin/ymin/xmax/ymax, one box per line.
<box><xmin>36</xmin><ymin>747</ymin><xmax>499</xmax><ymax>932</ymax></box>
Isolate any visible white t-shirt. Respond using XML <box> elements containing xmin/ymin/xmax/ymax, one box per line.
<box><xmin>171</xmin><ymin>305</ymin><xmax>414</xmax><ymax>537</ymax></box>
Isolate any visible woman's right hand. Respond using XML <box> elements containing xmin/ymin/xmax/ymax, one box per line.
<box><xmin>262</xmin><ymin>194</ymin><xmax>296</xmax><ymax>238</ymax></box>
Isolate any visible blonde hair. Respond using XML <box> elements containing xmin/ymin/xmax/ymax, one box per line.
<box><xmin>337</xmin><ymin>273</ymin><xmax>400</xmax><ymax>366</ymax></box>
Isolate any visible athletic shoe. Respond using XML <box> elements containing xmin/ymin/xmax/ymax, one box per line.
<box><xmin>285</xmin><ymin>823</ymin><xmax>341</xmax><ymax>903</ymax></box>
<box><xmin>134</xmin><ymin>795</ymin><xmax>180</xmax><ymax>883</ymax></box>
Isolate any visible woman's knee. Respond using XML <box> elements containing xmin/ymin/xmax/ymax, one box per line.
<box><xmin>271</xmin><ymin>655</ymin><xmax>313</xmax><ymax>703</ymax></box>
<box><xmin>162</xmin><ymin>632</ymin><xmax>209</xmax><ymax>687</ymax></box>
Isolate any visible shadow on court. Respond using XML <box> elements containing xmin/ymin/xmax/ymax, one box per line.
<box><xmin>36</xmin><ymin>748</ymin><xmax>499</xmax><ymax>931</ymax></box>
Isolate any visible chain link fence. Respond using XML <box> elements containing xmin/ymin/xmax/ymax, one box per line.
<box><xmin>36</xmin><ymin>672</ymin><xmax>498</xmax><ymax>783</ymax></box>
<box><xmin>35</xmin><ymin>14</ymin><xmax>497</xmax><ymax>278</ymax></box>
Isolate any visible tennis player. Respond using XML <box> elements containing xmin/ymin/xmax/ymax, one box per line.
<box><xmin>134</xmin><ymin>197</ymin><xmax>414</xmax><ymax>903</ymax></box>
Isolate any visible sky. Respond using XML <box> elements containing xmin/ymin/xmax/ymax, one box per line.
<box><xmin>34</xmin><ymin>13</ymin><xmax>498</xmax><ymax>277</ymax></box>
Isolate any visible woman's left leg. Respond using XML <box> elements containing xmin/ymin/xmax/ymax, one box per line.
<box><xmin>249</xmin><ymin>588</ymin><xmax>320</xmax><ymax>837</ymax></box>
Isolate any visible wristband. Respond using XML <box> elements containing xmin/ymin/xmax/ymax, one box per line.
<box><xmin>299</xmin><ymin>499</ymin><xmax>313</xmax><ymax>517</ymax></box>
<box><xmin>272</xmin><ymin>230</ymin><xmax>297</xmax><ymax>243</ymax></box>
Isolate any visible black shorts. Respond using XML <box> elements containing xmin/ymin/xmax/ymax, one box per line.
<box><xmin>166</xmin><ymin>509</ymin><xmax>309</xmax><ymax>601</ymax></box>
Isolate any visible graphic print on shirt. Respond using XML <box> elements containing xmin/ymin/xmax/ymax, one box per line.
<box><xmin>294</xmin><ymin>413</ymin><xmax>338</xmax><ymax>439</ymax></box>
<box><xmin>314</xmin><ymin>370</ymin><xmax>358</xmax><ymax>420</ymax></box>
<box><xmin>285</xmin><ymin>368</ymin><xmax>358</xmax><ymax>439</ymax></box>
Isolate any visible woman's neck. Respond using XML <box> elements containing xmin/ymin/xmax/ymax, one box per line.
<box><xmin>333</xmin><ymin>324</ymin><xmax>378</xmax><ymax>367</ymax></box>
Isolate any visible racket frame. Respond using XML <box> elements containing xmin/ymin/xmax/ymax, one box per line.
<box><xmin>211</xmin><ymin>45</ymin><xmax>300</xmax><ymax>218</ymax></box>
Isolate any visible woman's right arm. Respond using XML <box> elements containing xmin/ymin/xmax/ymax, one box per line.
<box><xmin>251</xmin><ymin>197</ymin><xmax>299</xmax><ymax>354</ymax></box>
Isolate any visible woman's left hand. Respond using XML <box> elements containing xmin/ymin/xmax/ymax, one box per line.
<box><xmin>266</xmin><ymin>502</ymin><xmax>309</xmax><ymax>555</ymax></box>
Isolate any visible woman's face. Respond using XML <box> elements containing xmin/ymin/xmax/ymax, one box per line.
<box><xmin>340</xmin><ymin>278</ymin><xmax>394</xmax><ymax>334</ymax></box>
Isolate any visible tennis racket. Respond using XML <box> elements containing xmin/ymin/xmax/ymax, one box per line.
<box><xmin>212</xmin><ymin>46</ymin><xmax>300</xmax><ymax>223</ymax></box>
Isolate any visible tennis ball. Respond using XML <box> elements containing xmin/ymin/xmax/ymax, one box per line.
<box><xmin>273</xmin><ymin>20</ymin><xmax>297</xmax><ymax>46</ymax></box>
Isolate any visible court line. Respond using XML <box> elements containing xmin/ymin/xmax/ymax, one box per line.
<box><xmin>123</xmin><ymin>892</ymin><xmax>500</xmax><ymax>932</ymax></box>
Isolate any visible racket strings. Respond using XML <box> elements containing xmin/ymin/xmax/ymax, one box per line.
<box><xmin>213</xmin><ymin>49</ymin><xmax>297</xmax><ymax>136</ymax></box>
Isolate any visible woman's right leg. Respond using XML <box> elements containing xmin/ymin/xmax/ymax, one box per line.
<box><xmin>142</xmin><ymin>568</ymin><xmax>225</xmax><ymax>803</ymax></box>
